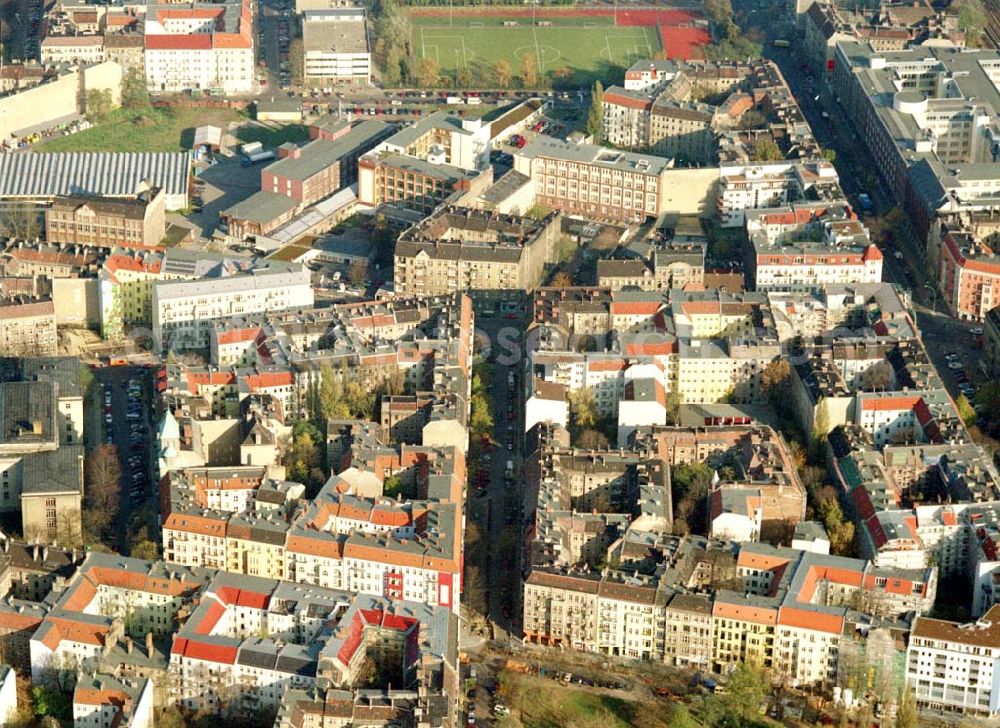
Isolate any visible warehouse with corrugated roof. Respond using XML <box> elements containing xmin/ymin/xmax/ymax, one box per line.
<box><xmin>0</xmin><ymin>151</ymin><xmax>190</xmax><ymax>210</ymax></box>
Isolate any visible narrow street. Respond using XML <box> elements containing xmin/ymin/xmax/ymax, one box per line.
<box><xmin>476</xmin><ymin>311</ymin><xmax>525</xmax><ymax>640</ymax></box>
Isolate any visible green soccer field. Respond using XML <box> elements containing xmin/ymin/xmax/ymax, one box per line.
<box><xmin>414</xmin><ymin>24</ymin><xmax>661</xmax><ymax>86</ymax></box>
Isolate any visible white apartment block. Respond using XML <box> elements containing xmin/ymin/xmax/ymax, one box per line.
<box><xmin>151</xmin><ymin>268</ymin><xmax>314</xmax><ymax>351</ymax></box>
<box><xmin>676</xmin><ymin>340</ymin><xmax>774</xmax><ymax>404</ymax></box>
<box><xmin>73</xmin><ymin>675</ymin><xmax>154</xmax><ymax>728</ymax></box>
<box><xmin>41</xmin><ymin>36</ymin><xmax>105</xmax><ymax>66</ymax></box>
<box><xmin>302</xmin><ymin>9</ymin><xmax>371</xmax><ymax>85</ymax></box>
<box><xmin>284</xmin><ymin>544</ymin><xmax>454</xmax><ymax>611</ymax></box>
<box><xmin>144</xmin><ymin>0</ymin><xmax>254</xmax><ymax>95</ymax></box>
<box><xmin>907</xmin><ymin>605</ymin><xmax>1000</xmax><ymax>717</ymax></box>
<box><xmin>753</xmin><ymin>246</ymin><xmax>883</xmax><ymax>291</ymax></box>
<box><xmin>163</xmin><ymin>514</ymin><xmax>228</xmax><ymax>570</ymax></box>
<box><xmin>718</xmin><ymin>160</ymin><xmax>840</xmax><ymax>227</ymax></box>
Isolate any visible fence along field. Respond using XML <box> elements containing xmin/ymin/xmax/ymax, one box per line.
<box><xmin>408</xmin><ymin>6</ymin><xmax>710</xmax><ymax>86</ymax></box>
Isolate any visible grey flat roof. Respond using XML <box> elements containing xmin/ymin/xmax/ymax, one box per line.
<box><xmin>518</xmin><ymin>136</ymin><xmax>672</xmax><ymax>175</ymax></box>
<box><xmin>369</xmin><ymin>151</ymin><xmax>472</xmax><ymax>181</ymax></box>
<box><xmin>153</xmin><ymin>267</ymin><xmax>310</xmax><ymax>301</ymax></box>
<box><xmin>222</xmin><ymin>190</ymin><xmax>299</xmax><ymax>223</ymax></box>
<box><xmin>265</xmin><ymin>120</ymin><xmax>390</xmax><ymax>181</ymax></box>
<box><xmin>21</xmin><ymin>446</ymin><xmax>83</xmax><ymax>495</ymax></box>
<box><xmin>303</xmin><ymin>14</ymin><xmax>368</xmax><ymax>54</ymax></box>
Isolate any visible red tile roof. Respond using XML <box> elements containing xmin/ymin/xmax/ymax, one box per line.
<box><xmin>145</xmin><ymin>34</ymin><xmax>213</xmax><ymax>51</ymax></box>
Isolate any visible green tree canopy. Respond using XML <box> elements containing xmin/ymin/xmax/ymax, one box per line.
<box><xmin>586</xmin><ymin>80</ymin><xmax>604</xmax><ymax>138</ymax></box>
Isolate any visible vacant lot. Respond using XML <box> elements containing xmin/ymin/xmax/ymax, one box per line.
<box><xmin>234</xmin><ymin>122</ymin><xmax>311</xmax><ymax>148</ymax></box>
<box><xmin>496</xmin><ymin>673</ymin><xmax>677</xmax><ymax>728</ymax></box>
<box><xmin>414</xmin><ymin>22</ymin><xmax>659</xmax><ymax>86</ymax></box>
<box><xmin>34</xmin><ymin>106</ymin><xmax>243</xmax><ymax>153</ymax></box>
<box><xmin>34</xmin><ymin>106</ymin><xmax>313</xmax><ymax>155</ymax></box>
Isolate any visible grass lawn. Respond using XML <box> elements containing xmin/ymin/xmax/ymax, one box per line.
<box><xmin>499</xmin><ymin>674</ymin><xmax>676</xmax><ymax>728</ymax></box>
<box><xmin>409</xmin><ymin>13</ymin><xmax>617</xmax><ymax>28</ymax></box>
<box><xmin>235</xmin><ymin>122</ymin><xmax>310</xmax><ymax>148</ymax></box>
<box><xmin>413</xmin><ymin>23</ymin><xmax>659</xmax><ymax>86</ymax></box>
<box><xmin>268</xmin><ymin>243</ymin><xmax>311</xmax><ymax>262</ymax></box>
<box><xmin>34</xmin><ymin>106</ymin><xmax>243</xmax><ymax>153</ymax></box>
<box><xmin>161</xmin><ymin>224</ymin><xmax>193</xmax><ymax>247</ymax></box>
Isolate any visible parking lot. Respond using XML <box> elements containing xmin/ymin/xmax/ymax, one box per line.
<box><xmin>177</xmin><ymin>156</ymin><xmax>261</xmax><ymax>241</ymax></box>
<box><xmin>94</xmin><ymin>366</ymin><xmax>158</xmax><ymax>552</ymax></box>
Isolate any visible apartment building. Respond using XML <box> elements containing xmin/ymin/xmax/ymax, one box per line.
<box><xmin>73</xmin><ymin>674</ymin><xmax>154</xmax><ymax>728</ymax></box>
<box><xmin>524</xmin><ymin>536</ymin><xmax>930</xmax><ymax>686</ymax></box>
<box><xmin>40</xmin><ymin>35</ymin><xmax>105</xmax><ymax>65</ymax></box>
<box><xmin>648</xmin><ymin>100</ymin><xmax>716</xmax><ymax>162</ymax></box>
<box><xmin>832</xmin><ymin>43</ymin><xmax>1000</xmax><ymax>243</ymax></box>
<box><xmin>597</xmin><ymin>242</ymin><xmax>706</xmax><ymax>292</ymax></box>
<box><xmin>151</xmin><ymin>267</ymin><xmax>313</xmax><ymax>351</ymax></box>
<box><xmin>854</xmin><ymin>390</ymin><xmax>960</xmax><ymax>448</ymax></box>
<box><xmin>662</xmin><ymin>593</ymin><xmax>713</xmax><ymax>670</ymax></box>
<box><xmin>938</xmin><ymin>225</ymin><xmax>1000</xmax><ymax>321</ymax></box>
<box><xmin>0</xmin><ymin>240</ymin><xmax>103</xmax><ymax>279</ymax></box>
<box><xmin>176</xmin><ymin>294</ymin><xmax>473</xmax><ymax>435</ymax></box>
<box><xmin>984</xmin><ymin>305</ymin><xmax>1000</xmax><ymax>379</ymax></box>
<box><xmin>45</xmin><ymin>189</ymin><xmax>166</xmax><ymax>248</ymax></box>
<box><xmin>393</xmin><ymin>206</ymin><xmax>561</xmax><ymax>299</ymax></box>
<box><xmin>25</xmin><ymin>552</ymin><xmax>458</xmax><ymax>725</ymax></box>
<box><xmin>0</xmin><ymin>358</ymin><xmax>85</xmax><ymax>545</ymax></box>
<box><xmin>101</xmin><ymin>248</ymin><xmax>305</xmax><ymax>341</ymax></box>
<box><xmin>104</xmin><ymin>33</ymin><xmax>145</xmax><ymax>72</ymax></box>
<box><xmin>143</xmin><ymin>0</ymin><xmax>254</xmax><ymax>95</ymax></box>
<box><xmin>522</xmin><ymin>570</ymin><xmax>666</xmax><ymax>660</ymax></box>
<box><xmin>718</xmin><ymin>159</ymin><xmax>842</xmax><ymax>227</ymax></box>
<box><xmin>170</xmin><ymin>571</ymin><xmax>456</xmax><ymax>717</ymax></box>
<box><xmin>261</xmin><ymin>120</ymin><xmax>392</xmax><ymax>206</ymax></box>
<box><xmin>0</xmin><ymin>601</ymin><xmax>46</xmax><ymax>673</ymax></box>
<box><xmin>907</xmin><ymin>605</ymin><xmax>1000</xmax><ymax>717</ymax></box>
<box><xmin>607</xmin><ymin>58</ymin><xmax>816</xmax><ymax>166</ymax></box>
<box><xmin>513</xmin><ymin>137</ymin><xmax>672</xmax><ymax>223</ymax></box>
<box><xmin>302</xmin><ymin>8</ymin><xmax>371</xmax><ymax>85</ymax></box>
<box><xmin>709</xmin><ymin>480</ymin><xmax>807</xmax><ymax>543</ymax></box>
<box><xmin>745</xmin><ymin>203</ymin><xmax>883</xmax><ymax>291</ymax></box>
<box><xmin>375</xmin><ymin>111</ymin><xmax>491</xmax><ymax>172</ymax></box>
<box><xmin>284</xmin><ymin>488</ymin><xmax>462</xmax><ymax>613</ymax></box>
<box><xmin>802</xmin><ymin>1</ymin><xmax>963</xmax><ymax>80</ymax></box>
<box><xmin>0</xmin><ymin>298</ymin><xmax>57</xmax><ymax>356</ymax></box>
<box><xmin>603</xmin><ymin>87</ymin><xmax>653</xmax><ymax>148</ymax></box>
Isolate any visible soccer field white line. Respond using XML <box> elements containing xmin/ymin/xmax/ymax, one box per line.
<box><xmin>419</xmin><ymin>27</ymin><xmax>656</xmax><ymax>68</ymax></box>
<box><xmin>532</xmin><ymin>26</ymin><xmax>543</xmax><ymax>74</ymax></box>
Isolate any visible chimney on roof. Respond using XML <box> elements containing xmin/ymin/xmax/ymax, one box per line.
<box><xmin>146</xmin><ymin>631</ymin><xmax>154</xmax><ymax>658</ymax></box>
<box><xmin>32</xmin><ymin>544</ymin><xmax>39</xmax><ymax>561</ymax></box>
